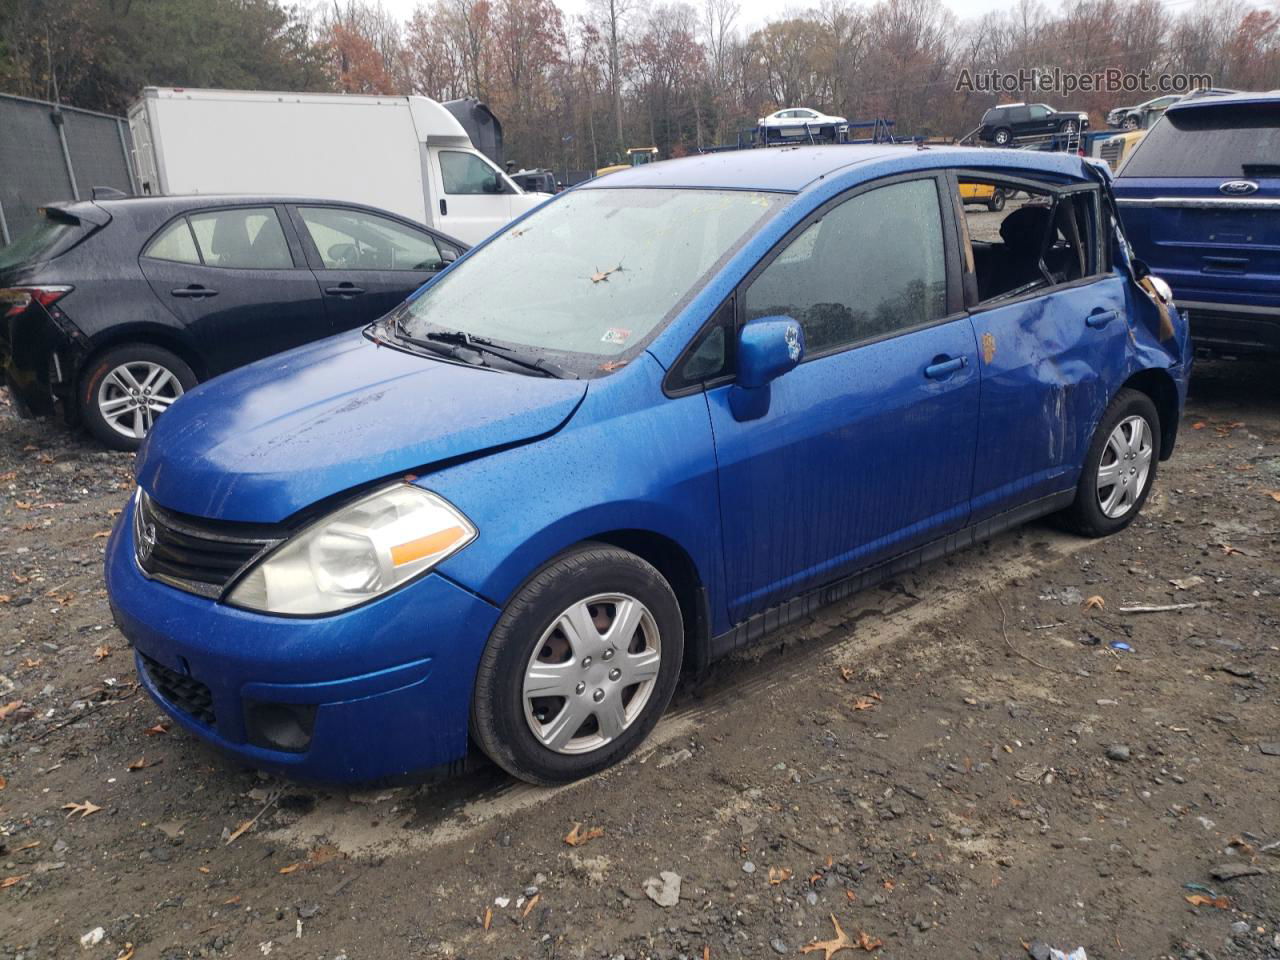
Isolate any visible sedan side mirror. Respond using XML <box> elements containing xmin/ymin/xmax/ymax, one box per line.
<box><xmin>730</xmin><ymin>315</ymin><xmax>804</xmax><ymax>422</ymax></box>
<box><xmin>738</xmin><ymin>315</ymin><xmax>804</xmax><ymax>388</ymax></box>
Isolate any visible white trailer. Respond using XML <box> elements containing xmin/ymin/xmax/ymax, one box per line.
<box><xmin>127</xmin><ymin>87</ymin><xmax>548</xmax><ymax>246</ymax></box>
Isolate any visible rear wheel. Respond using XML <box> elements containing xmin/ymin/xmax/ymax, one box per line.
<box><xmin>1060</xmin><ymin>119</ymin><xmax>1080</xmax><ymax>135</ymax></box>
<box><xmin>987</xmin><ymin>189</ymin><xmax>1006</xmax><ymax>212</ymax></box>
<box><xmin>471</xmin><ymin>544</ymin><xmax>684</xmax><ymax>785</ymax></box>
<box><xmin>1058</xmin><ymin>389</ymin><xmax>1160</xmax><ymax>537</ymax></box>
<box><xmin>80</xmin><ymin>344</ymin><xmax>197</xmax><ymax>451</ymax></box>
<box><xmin>1123</xmin><ymin>114</ymin><xmax>1140</xmax><ymax>130</ymax></box>
<box><xmin>993</xmin><ymin>127</ymin><xmax>1012</xmax><ymax>146</ymax></box>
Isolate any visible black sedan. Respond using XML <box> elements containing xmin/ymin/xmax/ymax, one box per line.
<box><xmin>0</xmin><ymin>195</ymin><xmax>466</xmax><ymax>450</ymax></box>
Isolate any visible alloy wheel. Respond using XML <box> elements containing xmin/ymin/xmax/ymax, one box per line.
<box><xmin>1096</xmin><ymin>414</ymin><xmax>1153</xmax><ymax>519</ymax></box>
<box><xmin>96</xmin><ymin>361</ymin><xmax>184</xmax><ymax>440</ymax></box>
<box><xmin>522</xmin><ymin>593</ymin><xmax>662</xmax><ymax>754</ymax></box>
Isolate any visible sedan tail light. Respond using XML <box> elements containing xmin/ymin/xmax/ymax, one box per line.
<box><xmin>0</xmin><ymin>285</ymin><xmax>73</xmax><ymax>318</ymax></box>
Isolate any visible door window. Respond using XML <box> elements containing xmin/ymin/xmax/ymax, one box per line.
<box><xmin>298</xmin><ymin>207</ymin><xmax>445</xmax><ymax>271</ymax></box>
<box><xmin>440</xmin><ymin>151</ymin><xmax>504</xmax><ymax>195</ymax></box>
<box><xmin>1029</xmin><ymin>105</ymin><xmax>1051</xmax><ymax>119</ymax></box>
<box><xmin>743</xmin><ymin>178</ymin><xmax>948</xmax><ymax>355</ymax></box>
<box><xmin>143</xmin><ymin>219</ymin><xmax>201</xmax><ymax>264</ymax></box>
<box><xmin>187</xmin><ymin>208</ymin><xmax>293</xmax><ymax>269</ymax></box>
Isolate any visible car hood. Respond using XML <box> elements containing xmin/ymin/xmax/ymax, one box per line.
<box><xmin>136</xmin><ymin>331</ymin><xmax>588</xmax><ymax>523</ymax></box>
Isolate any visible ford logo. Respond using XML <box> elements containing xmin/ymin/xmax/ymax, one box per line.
<box><xmin>1219</xmin><ymin>180</ymin><xmax>1259</xmax><ymax>196</ymax></box>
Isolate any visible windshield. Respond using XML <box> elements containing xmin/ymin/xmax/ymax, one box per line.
<box><xmin>1120</xmin><ymin>104</ymin><xmax>1280</xmax><ymax>178</ymax></box>
<box><xmin>397</xmin><ymin>187</ymin><xmax>785</xmax><ymax>374</ymax></box>
<box><xmin>0</xmin><ymin>217</ymin><xmax>79</xmax><ymax>271</ymax></box>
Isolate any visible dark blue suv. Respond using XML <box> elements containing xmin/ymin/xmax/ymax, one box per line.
<box><xmin>1114</xmin><ymin>91</ymin><xmax>1280</xmax><ymax>355</ymax></box>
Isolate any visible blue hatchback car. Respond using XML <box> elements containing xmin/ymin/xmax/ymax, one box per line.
<box><xmin>105</xmin><ymin>146</ymin><xmax>1190</xmax><ymax>784</ymax></box>
<box><xmin>1114</xmin><ymin>90</ymin><xmax>1280</xmax><ymax>355</ymax></box>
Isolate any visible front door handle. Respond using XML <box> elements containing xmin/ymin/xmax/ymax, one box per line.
<box><xmin>1086</xmin><ymin>309</ymin><xmax>1118</xmax><ymax>329</ymax></box>
<box><xmin>324</xmin><ymin>283</ymin><xmax>365</xmax><ymax>297</ymax></box>
<box><xmin>924</xmin><ymin>355</ymin><xmax>967</xmax><ymax>379</ymax></box>
<box><xmin>171</xmin><ymin>284</ymin><xmax>217</xmax><ymax>298</ymax></box>
<box><xmin>439</xmin><ymin>198</ymin><xmax>448</xmax><ymax>216</ymax></box>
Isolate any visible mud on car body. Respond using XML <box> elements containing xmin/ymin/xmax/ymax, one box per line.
<box><xmin>104</xmin><ymin>146</ymin><xmax>1190</xmax><ymax>785</ymax></box>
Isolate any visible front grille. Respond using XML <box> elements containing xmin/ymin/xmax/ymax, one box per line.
<box><xmin>140</xmin><ymin>654</ymin><xmax>216</xmax><ymax>726</ymax></box>
<box><xmin>1099</xmin><ymin>139</ymin><xmax>1124</xmax><ymax>168</ymax></box>
<box><xmin>134</xmin><ymin>491</ymin><xmax>282</xmax><ymax>598</ymax></box>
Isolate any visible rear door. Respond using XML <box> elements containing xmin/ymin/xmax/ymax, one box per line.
<box><xmin>1115</xmin><ymin>101</ymin><xmax>1280</xmax><ymax>315</ymax></box>
<box><xmin>138</xmin><ymin>205</ymin><xmax>328</xmax><ymax>375</ymax></box>
<box><xmin>288</xmin><ymin>204</ymin><xmax>463</xmax><ymax>331</ymax></box>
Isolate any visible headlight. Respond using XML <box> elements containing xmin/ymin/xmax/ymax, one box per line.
<box><xmin>227</xmin><ymin>484</ymin><xmax>476</xmax><ymax>615</ymax></box>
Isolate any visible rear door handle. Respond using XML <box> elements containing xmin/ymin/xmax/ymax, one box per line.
<box><xmin>439</xmin><ymin>198</ymin><xmax>448</xmax><ymax>216</ymax></box>
<box><xmin>171</xmin><ymin>285</ymin><xmax>217</xmax><ymax>298</ymax></box>
<box><xmin>1086</xmin><ymin>309</ymin><xmax>1118</xmax><ymax>329</ymax></box>
<box><xmin>324</xmin><ymin>283</ymin><xmax>365</xmax><ymax>297</ymax></box>
<box><xmin>924</xmin><ymin>355</ymin><xmax>967</xmax><ymax>379</ymax></box>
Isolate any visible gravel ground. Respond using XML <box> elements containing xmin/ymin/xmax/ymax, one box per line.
<box><xmin>1</xmin><ymin>358</ymin><xmax>1278</xmax><ymax>960</ymax></box>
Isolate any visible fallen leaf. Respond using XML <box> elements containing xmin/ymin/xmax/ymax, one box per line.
<box><xmin>0</xmin><ymin>700</ymin><xmax>24</xmax><ymax>721</ymax></box>
<box><xmin>92</xmin><ymin>531</ymin><xmax>111</xmax><ymax>539</ymax></box>
<box><xmin>1192</xmin><ymin>421</ymin><xmax>1206</xmax><ymax>430</ymax></box>
<box><xmin>1083</xmin><ymin>595</ymin><xmax>1105</xmax><ymax>610</ymax></box>
<box><xmin>856</xmin><ymin>930</ymin><xmax>884</xmax><ymax>951</ymax></box>
<box><xmin>224</xmin><ymin>895</ymin><xmax>241</xmax><ymax>906</ymax></box>
<box><xmin>116</xmin><ymin>945</ymin><xmax>136</xmax><ymax>960</ymax></box>
<box><xmin>127</xmin><ymin>756</ymin><xmax>159</xmax><ymax>772</ymax></box>
<box><xmin>483</xmin><ymin>906</ymin><xmax>492</xmax><ymax>930</ymax></box>
<box><xmin>1219</xmin><ymin>543</ymin><xmax>1246</xmax><ymax>557</ymax></box>
<box><xmin>1268</xmin><ymin>491</ymin><xmax>1280</xmax><ymax>503</ymax></box>
<box><xmin>845</xmin><ymin>889</ymin><xmax>857</xmax><ymax>902</ymax></box>
<box><xmin>522</xmin><ymin>892</ymin><xmax>540</xmax><ymax>918</ymax></box>
<box><xmin>1185</xmin><ymin>893</ymin><xmax>1230</xmax><ymax>909</ymax></box>
<box><xmin>802</xmin><ymin>914</ymin><xmax>855</xmax><ymax>959</ymax></box>
<box><xmin>62</xmin><ymin>800</ymin><xmax>102</xmax><ymax>818</ymax></box>
<box><xmin>198</xmin><ymin>866</ymin><xmax>210</xmax><ymax>874</ymax></box>
<box><xmin>838</xmin><ymin>666</ymin><xmax>854</xmax><ymax>683</ymax></box>
<box><xmin>882</xmin><ymin>877</ymin><xmax>896</xmax><ymax>891</ymax></box>
<box><xmin>13</xmin><ymin>841</ymin><xmax>38</xmax><ymax>852</ymax></box>
<box><xmin>226</xmin><ymin>820</ymin><xmax>255</xmax><ymax>844</ymax></box>
<box><xmin>703</xmin><ymin>948</ymin><xmax>710</xmax><ymax>960</ymax></box>
<box><xmin>144</xmin><ymin>723</ymin><xmax>169</xmax><ymax>736</ymax></box>
<box><xmin>852</xmin><ymin>697</ymin><xmax>877</xmax><ymax>711</ymax></box>
<box><xmin>0</xmin><ymin>775</ymin><xmax>5</xmax><ymax>790</ymax></box>
<box><xmin>564</xmin><ymin>822</ymin><xmax>605</xmax><ymax>847</ymax></box>
<box><xmin>1</xmin><ymin>875</ymin><xmax>26</xmax><ymax>889</ymax></box>
<box><xmin>767</xmin><ymin>866</ymin><xmax>793</xmax><ymax>885</ymax></box>
<box><xmin>278</xmin><ymin>863</ymin><xmax>301</xmax><ymax>875</ymax></box>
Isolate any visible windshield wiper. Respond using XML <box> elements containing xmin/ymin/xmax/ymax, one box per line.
<box><xmin>422</xmin><ymin>329</ymin><xmax>578</xmax><ymax>380</ymax></box>
<box><xmin>387</xmin><ymin>315</ymin><xmax>482</xmax><ymax>366</ymax></box>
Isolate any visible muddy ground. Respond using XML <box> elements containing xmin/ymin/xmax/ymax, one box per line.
<box><xmin>1</xmin><ymin>357</ymin><xmax>1278</xmax><ymax>960</ymax></box>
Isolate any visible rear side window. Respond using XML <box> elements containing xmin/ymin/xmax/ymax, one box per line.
<box><xmin>744</xmin><ymin>178</ymin><xmax>948</xmax><ymax>355</ymax></box>
<box><xmin>1121</xmin><ymin>104</ymin><xmax>1280</xmax><ymax>177</ymax></box>
<box><xmin>143</xmin><ymin>219</ymin><xmax>200</xmax><ymax>264</ymax></box>
<box><xmin>188</xmin><ymin>208</ymin><xmax>293</xmax><ymax>269</ymax></box>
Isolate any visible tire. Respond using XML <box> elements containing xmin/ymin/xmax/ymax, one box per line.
<box><xmin>1060</xmin><ymin>119</ymin><xmax>1080</xmax><ymax>135</ymax></box>
<box><xmin>993</xmin><ymin>128</ymin><xmax>1012</xmax><ymax>146</ymax></box>
<box><xmin>987</xmin><ymin>189</ymin><xmax>1006</xmax><ymax>212</ymax></box>
<box><xmin>1057</xmin><ymin>388</ymin><xmax>1160</xmax><ymax>538</ymax></box>
<box><xmin>471</xmin><ymin>543</ymin><xmax>684</xmax><ymax>785</ymax></box>
<box><xmin>80</xmin><ymin>344</ymin><xmax>197</xmax><ymax>452</ymax></box>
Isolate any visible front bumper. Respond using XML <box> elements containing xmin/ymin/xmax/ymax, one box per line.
<box><xmin>105</xmin><ymin>498</ymin><xmax>502</xmax><ymax>781</ymax></box>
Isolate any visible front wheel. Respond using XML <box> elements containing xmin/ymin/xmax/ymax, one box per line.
<box><xmin>987</xmin><ymin>189</ymin><xmax>1006</xmax><ymax>212</ymax></box>
<box><xmin>471</xmin><ymin>544</ymin><xmax>684</xmax><ymax>785</ymax></box>
<box><xmin>1058</xmin><ymin>389</ymin><xmax>1160</xmax><ymax>537</ymax></box>
<box><xmin>1123</xmin><ymin>115</ymin><xmax>1140</xmax><ymax>130</ymax></box>
<box><xmin>80</xmin><ymin>344</ymin><xmax>197</xmax><ymax>451</ymax></box>
<box><xmin>1060</xmin><ymin>119</ymin><xmax>1080</xmax><ymax>135</ymax></box>
<box><xmin>993</xmin><ymin>127</ymin><xmax>1012</xmax><ymax>146</ymax></box>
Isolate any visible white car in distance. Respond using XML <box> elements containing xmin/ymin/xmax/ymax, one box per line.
<box><xmin>757</xmin><ymin>108</ymin><xmax>849</xmax><ymax>140</ymax></box>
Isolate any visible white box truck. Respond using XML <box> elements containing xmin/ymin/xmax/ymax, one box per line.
<box><xmin>127</xmin><ymin>87</ymin><xmax>549</xmax><ymax>245</ymax></box>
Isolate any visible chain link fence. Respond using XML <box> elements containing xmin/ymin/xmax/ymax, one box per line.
<box><xmin>0</xmin><ymin>93</ymin><xmax>136</xmax><ymax>245</ymax></box>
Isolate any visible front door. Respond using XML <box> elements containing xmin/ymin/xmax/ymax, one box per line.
<box><xmin>138</xmin><ymin>205</ymin><xmax>327</xmax><ymax>375</ymax></box>
<box><xmin>428</xmin><ymin>148</ymin><xmax>514</xmax><ymax>245</ymax></box>
<box><xmin>289</xmin><ymin>205</ymin><xmax>461</xmax><ymax>331</ymax></box>
<box><xmin>707</xmin><ymin>176</ymin><xmax>980</xmax><ymax>623</ymax></box>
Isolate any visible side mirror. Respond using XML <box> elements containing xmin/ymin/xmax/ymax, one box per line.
<box><xmin>440</xmin><ymin>245</ymin><xmax>459</xmax><ymax>264</ymax></box>
<box><xmin>737</xmin><ymin>316</ymin><xmax>804</xmax><ymax>389</ymax></box>
<box><xmin>730</xmin><ymin>316</ymin><xmax>804</xmax><ymax>422</ymax></box>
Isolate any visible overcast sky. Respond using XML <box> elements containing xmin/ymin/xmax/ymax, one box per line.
<box><xmin>374</xmin><ymin>0</ymin><xmax>1019</xmax><ymax>30</ymax></box>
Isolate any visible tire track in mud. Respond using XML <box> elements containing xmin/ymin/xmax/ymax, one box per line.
<box><xmin>264</xmin><ymin>521</ymin><xmax>1101</xmax><ymax>858</ymax></box>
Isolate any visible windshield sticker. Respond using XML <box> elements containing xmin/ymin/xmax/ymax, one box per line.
<box><xmin>590</xmin><ymin>263</ymin><xmax>625</xmax><ymax>284</ymax></box>
<box><xmin>601</xmin><ymin>327</ymin><xmax>632</xmax><ymax>345</ymax></box>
